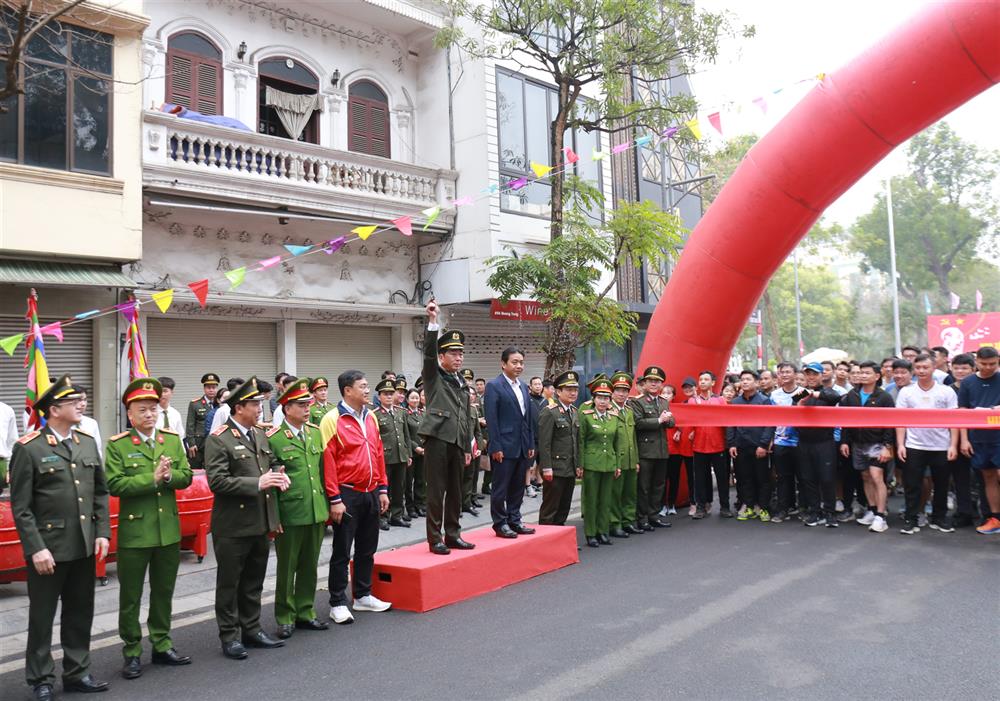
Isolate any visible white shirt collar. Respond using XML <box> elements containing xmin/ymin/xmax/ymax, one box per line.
<box><xmin>134</xmin><ymin>428</ymin><xmax>155</xmax><ymax>443</ymax></box>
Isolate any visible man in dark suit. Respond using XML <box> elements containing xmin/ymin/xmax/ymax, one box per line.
<box><xmin>484</xmin><ymin>347</ymin><xmax>538</xmax><ymax>538</ymax></box>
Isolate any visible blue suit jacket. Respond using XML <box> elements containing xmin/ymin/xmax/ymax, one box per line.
<box><xmin>484</xmin><ymin>374</ymin><xmax>536</xmax><ymax>459</ymax></box>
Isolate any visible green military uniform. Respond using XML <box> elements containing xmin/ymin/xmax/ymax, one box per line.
<box><xmin>185</xmin><ymin>373</ymin><xmax>219</xmax><ymax>469</ymax></box>
<box><xmin>307</xmin><ymin>377</ymin><xmax>333</xmax><ymax>426</ymax></box>
<box><xmin>609</xmin><ymin>373</ymin><xmax>640</xmax><ymax>535</ymax></box>
<box><xmin>578</xmin><ymin>381</ymin><xmax>623</xmax><ymax>543</ymax></box>
<box><xmin>629</xmin><ymin>366</ymin><xmax>675</xmax><ymax>529</ymax></box>
<box><xmin>374</xmin><ymin>379</ymin><xmax>411</xmax><ymax>525</ymax></box>
<box><xmin>106</xmin><ymin>378</ymin><xmax>194</xmax><ymax>671</ymax></box>
<box><xmin>10</xmin><ymin>375</ymin><xmax>111</xmax><ymax>691</ymax></box>
<box><xmin>537</xmin><ymin>371</ymin><xmax>580</xmax><ymax>525</ymax></box>
<box><xmin>463</xmin><ymin>399</ymin><xmax>484</xmax><ymax>511</ymax></box>
<box><xmin>405</xmin><ymin>406</ymin><xmax>426</xmax><ymax>515</ymax></box>
<box><xmin>267</xmin><ymin>379</ymin><xmax>328</xmax><ymax>633</ymax></box>
<box><xmin>204</xmin><ymin>377</ymin><xmax>281</xmax><ymax>647</ymax></box>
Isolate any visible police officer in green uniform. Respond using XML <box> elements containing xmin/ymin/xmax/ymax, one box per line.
<box><xmin>404</xmin><ymin>387</ymin><xmax>426</xmax><ymax>517</ymax></box>
<box><xmin>10</xmin><ymin>375</ymin><xmax>111</xmax><ymax>699</ymax></box>
<box><xmin>537</xmin><ymin>371</ymin><xmax>580</xmax><ymax>526</ymax></box>
<box><xmin>609</xmin><ymin>372</ymin><xmax>641</xmax><ymax>538</ymax></box>
<box><xmin>266</xmin><ymin>378</ymin><xmax>329</xmax><ymax>639</ymax></box>
<box><xmin>204</xmin><ymin>376</ymin><xmax>290</xmax><ymax>660</ymax></box>
<box><xmin>629</xmin><ymin>366</ymin><xmax>675</xmax><ymax>531</ymax></box>
<box><xmin>185</xmin><ymin>373</ymin><xmax>220</xmax><ymax>469</ymax></box>
<box><xmin>307</xmin><ymin>377</ymin><xmax>333</xmax><ymax>426</ymax></box>
<box><xmin>463</xmin><ymin>371</ymin><xmax>484</xmax><ymax>516</ymax></box>
<box><xmin>106</xmin><ymin>378</ymin><xmax>194</xmax><ymax>680</ymax></box>
<box><xmin>374</xmin><ymin>378</ymin><xmax>412</xmax><ymax>528</ymax></box>
<box><xmin>579</xmin><ymin>379</ymin><xmax>623</xmax><ymax>548</ymax></box>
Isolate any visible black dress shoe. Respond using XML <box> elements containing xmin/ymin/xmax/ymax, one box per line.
<box><xmin>295</xmin><ymin>618</ymin><xmax>329</xmax><ymax>631</ymax></box>
<box><xmin>379</xmin><ymin>519</ymin><xmax>390</xmax><ymax>531</ymax></box>
<box><xmin>221</xmin><ymin>640</ymin><xmax>248</xmax><ymax>660</ymax></box>
<box><xmin>276</xmin><ymin>624</ymin><xmax>294</xmax><ymax>639</ymax></box>
<box><xmin>649</xmin><ymin>518</ymin><xmax>671</xmax><ymax>528</ymax></box>
<box><xmin>416</xmin><ymin>507</ymin><xmax>427</xmax><ymax>517</ymax></box>
<box><xmin>461</xmin><ymin>506</ymin><xmax>480</xmax><ymax>516</ymax></box>
<box><xmin>586</xmin><ymin>537</ymin><xmax>600</xmax><ymax>547</ymax></box>
<box><xmin>152</xmin><ymin>648</ymin><xmax>191</xmax><ymax>666</ymax></box>
<box><xmin>407</xmin><ymin>509</ymin><xmax>419</xmax><ymax>519</ymax></box>
<box><xmin>388</xmin><ymin>518</ymin><xmax>411</xmax><ymax>527</ymax></box>
<box><xmin>494</xmin><ymin>525</ymin><xmax>518</xmax><ymax>539</ymax></box>
<box><xmin>241</xmin><ymin>631</ymin><xmax>284</xmax><ymax>649</ymax></box>
<box><xmin>429</xmin><ymin>542</ymin><xmax>451</xmax><ymax>555</ymax></box>
<box><xmin>121</xmin><ymin>657</ymin><xmax>142</xmax><ymax>680</ymax></box>
<box><xmin>33</xmin><ymin>684</ymin><xmax>53</xmax><ymax>701</ymax></box>
<box><xmin>641</xmin><ymin>522</ymin><xmax>655</xmax><ymax>531</ymax></box>
<box><xmin>401</xmin><ymin>513</ymin><xmax>412</xmax><ymax>522</ymax></box>
<box><xmin>610</xmin><ymin>527</ymin><xmax>629</xmax><ymax>538</ymax></box>
<box><xmin>63</xmin><ymin>674</ymin><xmax>109</xmax><ymax>693</ymax></box>
<box><xmin>509</xmin><ymin>523</ymin><xmax>535</xmax><ymax>535</ymax></box>
<box><xmin>623</xmin><ymin>524</ymin><xmax>642</xmax><ymax>535</ymax></box>
<box><xmin>597</xmin><ymin>533</ymin><xmax>613</xmax><ymax>545</ymax></box>
<box><xmin>444</xmin><ymin>537</ymin><xmax>475</xmax><ymax>550</ymax></box>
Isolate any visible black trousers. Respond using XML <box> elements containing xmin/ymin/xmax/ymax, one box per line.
<box><xmin>538</xmin><ymin>475</ymin><xmax>576</xmax><ymax>525</ymax></box>
<box><xmin>665</xmin><ymin>455</ymin><xmax>684</xmax><ymax>507</ymax></box>
<box><xmin>329</xmin><ymin>487</ymin><xmax>381</xmax><ymax>606</ymax></box>
<box><xmin>405</xmin><ymin>455</ymin><xmax>425</xmax><ymax>511</ymax></box>
<box><xmin>949</xmin><ymin>454</ymin><xmax>973</xmax><ymax>518</ymax></box>
<box><xmin>735</xmin><ymin>449</ymin><xmax>772</xmax><ymax>509</ymax></box>
<box><xmin>838</xmin><ymin>451</ymin><xmax>867</xmax><ymax>510</ymax></box>
<box><xmin>387</xmin><ymin>462</ymin><xmax>406</xmax><ymax>520</ymax></box>
<box><xmin>693</xmin><ymin>451</ymin><xmax>730</xmax><ymax>510</ymax></box>
<box><xmin>490</xmin><ymin>455</ymin><xmax>531</xmax><ymax>528</ymax></box>
<box><xmin>772</xmin><ymin>445</ymin><xmax>802</xmax><ymax>513</ymax></box>
<box><xmin>799</xmin><ymin>441</ymin><xmax>838</xmax><ymax>518</ymax></box>
<box><xmin>637</xmin><ymin>458</ymin><xmax>669</xmax><ymax>521</ymax></box>
<box><xmin>424</xmin><ymin>437</ymin><xmax>465</xmax><ymax>545</ymax></box>
<box><xmin>25</xmin><ymin>555</ymin><xmax>95</xmax><ymax>688</ymax></box>
<box><xmin>901</xmin><ymin>449</ymin><xmax>951</xmax><ymax>523</ymax></box>
<box><xmin>463</xmin><ymin>457</ymin><xmax>481</xmax><ymax>509</ymax></box>
<box><xmin>213</xmin><ymin>534</ymin><xmax>269</xmax><ymax>642</ymax></box>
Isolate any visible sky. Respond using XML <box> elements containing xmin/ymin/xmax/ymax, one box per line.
<box><xmin>690</xmin><ymin>0</ymin><xmax>1000</xmax><ymax>228</ymax></box>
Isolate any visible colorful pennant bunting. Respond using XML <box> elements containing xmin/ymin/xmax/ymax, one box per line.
<box><xmin>634</xmin><ymin>135</ymin><xmax>653</xmax><ymax>147</ymax></box>
<box><xmin>259</xmin><ymin>256</ymin><xmax>282</xmax><ymax>269</ymax></box>
<box><xmin>611</xmin><ymin>142</ymin><xmax>631</xmax><ymax>154</ymax></box>
<box><xmin>188</xmin><ymin>279</ymin><xmax>209</xmax><ymax>307</ymax></box>
<box><xmin>352</xmin><ymin>225</ymin><xmax>378</xmax><ymax>240</ymax></box>
<box><xmin>563</xmin><ymin>146</ymin><xmax>580</xmax><ymax>164</ymax></box>
<box><xmin>325</xmin><ymin>236</ymin><xmax>347</xmax><ymax>254</ymax></box>
<box><xmin>40</xmin><ymin>322</ymin><xmax>63</xmax><ymax>342</ymax></box>
<box><xmin>976</xmin><ymin>289</ymin><xmax>983</xmax><ymax>311</ymax></box>
<box><xmin>151</xmin><ymin>289</ymin><xmax>173</xmax><ymax>313</ymax></box>
<box><xmin>393</xmin><ymin>216</ymin><xmax>413</xmax><ymax>237</ymax></box>
<box><xmin>421</xmin><ymin>206</ymin><xmax>441</xmax><ymax>230</ymax></box>
<box><xmin>752</xmin><ymin>97</ymin><xmax>768</xmax><ymax>114</ymax></box>
<box><xmin>0</xmin><ymin>333</ymin><xmax>22</xmax><ymax>357</ymax></box>
<box><xmin>530</xmin><ymin>162</ymin><xmax>554</xmax><ymax>178</ymax></box>
<box><xmin>225</xmin><ymin>267</ymin><xmax>247</xmax><ymax>289</ymax></box>
<box><xmin>509</xmin><ymin>177</ymin><xmax>528</xmax><ymax>190</ymax></box>
<box><xmin>707</xmin><ymin>112</ymin><xmax>723</xmax><ymax>135</ymax></box>
<box><xmin>950</xmin><ymin>292</ymin><xmax>960</xmax><ymax>310</ymax></box>
<box><xmin>592</xmin><ymin>149</ymin><xmax>605</xmax><ymax>161</ymax></box>
<box><xmin>451</xmin><ymin>196</ymin><xmax>474</xmax><ymax>208</ymax></box>
<box><xmin>685</xmin><ymin>118</ymin><xmax>702</xmax><ymax>140</ymax></box>
<box><xmin>24</xmin><ymin>292</ymin><xmax>50</xmax><ymax>430</ymax></box>
<box><xmin>284</xmin><ymin>244</ymin><xmax>312</xmax><ymax>256</ymax></box>
<box><xmin>75</xmin><ymin>310</ymin><xmax>99</xmax><ymax>320</ymax></box>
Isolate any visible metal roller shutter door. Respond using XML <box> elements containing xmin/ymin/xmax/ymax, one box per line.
<box><xmin>147</xmin><ymin>318</ymin><xmax>277</xmax><ymax>424</ymax></box>
<box><xmin>295</xmin><ymin>324</ymin><xmax>392</xmax><ymax>388</ymax></box>
<box><xmin>0</xmin><ymin>316</ymin><xmax>93</xmax><ymax>429</ymax></box>
<box><xmin>443</xmin><ymin>306</ymin><xmax>547</xmax><ymax>381</ymax></box>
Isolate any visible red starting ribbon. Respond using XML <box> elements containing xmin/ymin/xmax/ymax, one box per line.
<box><xmin>669</xmin><ymin>404</ymin><xmax>1000</xmax><ymax>429</ymax></box>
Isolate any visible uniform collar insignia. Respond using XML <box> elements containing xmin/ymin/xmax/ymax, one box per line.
<box><xmin>157</xmin><ymin>434</ymin><xmax>165</xmax><ymax>444</ymax></box>
<box><xmin>285</xmin><ymin>429</ymin><xmax>293</xmax><ymax>439</ymax></box>
<box><xmin>46</xmin><ymin>434</ymin><xmax>58</xmax><ymax>446</ymax></box>
<box><xmin>132</xmin><ymin>434</ymin><xmax>141</xmax><ymax>445</ymax></box>
<box><xmin>231</xmin><ymin>428</ymin><xmax>241</xmax><ymax>438</ymax></box>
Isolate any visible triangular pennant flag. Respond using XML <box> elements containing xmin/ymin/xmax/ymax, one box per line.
<box><xmin>421</xmin><ymin>206</ymin><xmax>441</xmax><ymax>231</ymax></box>
<box><xmin>530</xmin><ymin>162</ymin><xmax>554</xmax><ymax>178</ymax></box>
<box><xmin>661</xmin><ymin>126</ymin><xmax>680</xmax><ymax>138</ymax></box>
<box><xmin>508</xmin><ymin>177</ymin><xmax>528</xmax><ymax>190</ymax></box>
<box><xmin>283</xmin><ymin>244</ymin><xmax>312</xmax><ymax>256</ymax></box>
<box><xmin>611</xmin><ymin>142</ymin><xmax>631</xmax><ymax>154</ymax></box>
<box><xmin>481</xmin><ymin>184</ymin><xmax>499</xmax><ymax>194</ymax></box>
<box><xmin>352</xmin><ymin>225</ymin><xmax>378</xmax><ymax>240</ymax></box>
<box><xmin>1</xmin><ymin>333</ymin><xmax>24</xmax><ymax>357</ymax></box>
<box><xmin>116</xmin><ymin>301</ymin><xmax>138</xmax><ymax>322</ymax></box>
<box><xmin>924</xmin><ymin>293</ymin><xmax>933</xmax><ymax>315</ymax></box>
<box><xmin>949</xmin><ymin>292</ymin><xmax>960</xmax><ymax>310</ymax></box>
<box><xmin>634</xmin><ymin>135</ymin><xmax>653</xmax><ymax>147</ymax></box>
<box><xmin>188</xmin><ymin>279</ymin><xmax>209</xmax><ymax>307</ymax></box>
<box><xmin>324</xmin><ymin>236</ymin><xmax>347</xmax><ymax>254</ymax></box>
<box><xmin>816</xmin><ymin>72</ymin><xmax>826</xmax><ymax>81</ymax></box>
<box><xmin>75</xmin><ymin>309</ymin><xmax>99</xmax><ymax>320</ymax></box>
<box><xmin>225</xmin><ymin>266</ymin><xmax>247</xmax><ymax>290</ymax></box>
<box><xmin>392</xmin><ymin>215</ymin><xmax>413</xmax><ymax>237</ymax></box>
<box><xmin>450</xmin><ymin>196</ymin><xmax>474</xmax><ymax>208</ymax></box>
<box><xmin>592</xmin><ymin>149</ymin><xmax>605</xmax><ymax>161</ymax></box>
<box><xmin>684</xmin><ymin>118</ymin><xmax>702</xmax><ymax>140</ymax></box>
<box><xmin>563</xmin><ymin>146</ymin><xmax>580</xmax><ymax>164</ymax></box>
<box><xmin>752</xmin><ymin>97</ymin><xmax>768</xmax><ymax>114</ymax></box>
<box><xmin>707</xmin><ymin>112</ymin><xmax>723</xmax><ymax>135</ymax></box>
<box><xmin>40</xmin><ymin>322</ymin><xmax>63</xmax><ymax>342</ymax></box>
<box><xmin>151</xmin><ymin>289</ymin><xmax>173</xmax><ymax>313</ymax></box>
<box><xmin>259</xmin><ymin>256</ymin><xmax>282</xmax><ymax>269</ymax></box>
<box><xmin>976</xmin><ymin>289</ymin><xmax>983</xmax><ymax>311</ymax></box>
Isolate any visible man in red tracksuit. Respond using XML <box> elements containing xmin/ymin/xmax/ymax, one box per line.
<box><xmin>689</xmin><ymin>371</ymin><xmax>731</xmax><ymax>519</ymax></box>
<box><xmin>319</xmin><ymin>370</ymin><xmax>392</xmax><ymax>625</ymax></box>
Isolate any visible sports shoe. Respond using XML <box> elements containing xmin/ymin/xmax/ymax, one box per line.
<box><xmin>900</xmin><ymin>522</ymin><xmax>920</xmax><ymax>535</ymax></box>
<box><xmin>770</xmin><ymin>510</ymin><xmax>785</xmax><ymax>523</ymax></box>
<box><xmin>836</xmin><ymin>510</ymin><xmax>855</xmax><ymax>523</ymax></box>
<box><xmin>835</xmin><ymin>499</ymin><xmax>844</xmax><ymax>513</ymax></box>
<box><xmin>804</xmin><ymin>515</ymin><xmax>826</xmax><ymax>527</ymax></box>
<box><xmin>869</xmin><ymin>515</ymin><xmax>888</xmax><ymax>533</ymax></box>
<box><xmin>857</xmin><ymin>510</ymin><xmax>876</xmax><ymax>526</ymax></box>
<box><xmin>787</xmin><ymin>507</ymin><xmax>801</xmax><ymax>517</ymax></box>
<box><xmin>825</xmin><ymin>518</ymin><xmax>838</xmax><ymax>528</ymax></box>
<box><xmin>975</xmin><ymin>516</ymin><xmax>1000</xmax><ymax>534</ymax></box>
<box><xmin>666</xmin><ymin>506</ymin><xmax>677</xmax><ymax>515</ymax></box>
<box><xmin>659</xmin><ymin>506</ymin><xmax>669</xmax><ymax>517</ymax></box>
<box><xmin>736</xmin><ymin>505</ymin><xmax>751</xmax><ymax>521</ymax></box>
<box><xmin>758</xmin><ymin>508</ymin><xmax>771</xmax><ymax>523</ymax></box>
<box><xmin>525</xmin><ymin>485</ymin><xmax>538</xmax><ymax>498</ymax></box>
<box><xmin>917</xmin><ymin>513</ymin><xmax>928</xmax><ymax>528</ymax></box>
<box><xmin>353</xmin><ymin>595</ymin><xmax>391</xmax><ymax>612</ymax></box>
<box><xmin>928</xmin><ymin>518</ymin><xmax>954</xmax><ymax>533</ymax></box>
<box><xmin>692</xmin><ymin>506</ymin><xmax>706</xmax><ymax>520</ymax></box>
<box><xmin>329</xmin><ymin>606</ymin><xmax>354</xmax><ymax>624</ymax></box>
<box><xmin>688</xmin><ymin>504</ymin><xmax>697</xmax><ymax>517</ymax></box>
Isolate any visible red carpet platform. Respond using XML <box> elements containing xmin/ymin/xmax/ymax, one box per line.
<box><xmin>370</xmin><ymin>524</ymin><xmax>579</xmax><ymax>612</ymax></box>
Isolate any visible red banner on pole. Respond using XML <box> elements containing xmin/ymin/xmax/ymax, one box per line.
<box><xmin>670</xmin><ymin>403</ymin><xmax>1000</xmax><ymax>429</ymax></box>
<box><xmin>926</xmin><ymin>313</ymin><xmax>1000</xmax><ymax>358</ymax></box>
<box><xmin>490</xmin><ymin>299</ymin><xmax>550</xmax><ymax>322</ymax></box>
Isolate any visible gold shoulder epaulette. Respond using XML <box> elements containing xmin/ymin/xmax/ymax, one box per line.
<box><xmin>159</xmin><ymin>427</ymin><xmax>179</xmax><ymax>435</ymax></box>
<box><xmin>265</xmin><ymin>426</ymin><xmax>280</xmax><ymax>437</ymax></box>
<box><xmin>306</xmin><ymin>421</ymin><xmax>319</xmax><ymax>428</ymax></box>
<box><xmin>608</xmin><ymin>408</ymin><xmax>619</xmax><ymax>417</ymax></box>
<box><xmin>110</xmin><ymin>431</ymin><xmax>130</xmax><ymax>441</ymax></box>
<box><xmin>582</xmin><ymin>409</ymin><xmax>595</xmax><ymax>415</ymax></box>
<box><xmin>74</xmin><ymin>427</ymin><xmax>93</xmax><ymax>438</ymax></box>
<box><xmin>17</xmin><ymin>430</ymin><xmax>40</xmax><ymax>444</ymax></box>
<box><xmin>211</xmin><ymin>424</ymin><xmax>228</xmax><ymax>436</ymax></box>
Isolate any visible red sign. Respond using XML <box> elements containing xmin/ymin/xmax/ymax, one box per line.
<box><xmin>490</xmin><ymin>299</ymin><xmax>550</xmax><ymax>322</ymax></box>
<box><xmin>926</xmin><ymin>312</ymin><xmax>1000</xmax><ymax>358</ymax></box>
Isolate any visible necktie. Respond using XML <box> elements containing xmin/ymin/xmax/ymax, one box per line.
<box><xmin>62</xmin><ymin>438</ymin><xmax>74</xmax><ymax>451</ymax></box>
<box><xmin>246</xmin><ymin>429</ymin><xmax>256</xmax><ymax>450</ymax></box>
<box><xmin>163</xmin><ymin>410</ymin><xmax>170</xmax><ymax>428</ymax></box>
<box><xmin>147</xmin><ymin>438</ymin><xmax>155</xmax><ymax>451</ymax></box>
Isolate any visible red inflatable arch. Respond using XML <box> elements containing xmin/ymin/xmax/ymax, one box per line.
<box><xmin>638</xmin><ymin>0</ymin><xmax>1000</xmax><ymax>383</ymax></box>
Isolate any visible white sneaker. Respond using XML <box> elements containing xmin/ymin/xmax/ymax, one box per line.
<box><xmin>917</xmin><ymin>513</ymin><xmax>928</xmax><ymax>528</ymax></box>
<box><xmin>658</xmin><ymin>506</ymin><xmax>668</xmax><ymax>517</ymax></box>
<box><xmin>869</xmin><ymin>515</ymin><xmax>888</xmax><ymax>533</ymax></box>
<box><xmin>329</xmin><ymin>605</ymin><xmax>354</xmax><ymax>624</ymax></box>
<box><xmin>525</xmin><ymin>485</ymin><xmax>538</xmax><ymax>498</ymax></box>
<box><xmin>857</xmin><ymin>510</ymin><xmax>875</xmax><ymax>526</ymax></box>
<box><xmin>688</xmin><ymin>504</ymin><xmax>697</xmax><ymax>517</ymax></box>
<box><xmin>835</xmin><ymin>500</ymin><xmax>845</xmax><ymax>513</ymax></box>
<box><xmin>353</xmin><ymin>594</ymin><xmax>391</xmax><ymax>612</ymax></box>
<box><xmin>667</xmin><ymin>506</ymin><xmax>677</xmax><ymax>515</ymax></box>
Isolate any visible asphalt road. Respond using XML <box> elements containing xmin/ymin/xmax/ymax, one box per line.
<box><xmin>2</xmin><ymin>505</ymin><xmax>998</xmax><ymax>701</ymax></box>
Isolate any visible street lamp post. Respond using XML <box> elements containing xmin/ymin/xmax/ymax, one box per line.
<box><xmin>886</xmin><ymin>178</ymin><xmax>902</xmax><ymax>356</ymax></box>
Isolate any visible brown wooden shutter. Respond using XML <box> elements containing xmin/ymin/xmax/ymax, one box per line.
<box><xmin>348</xmin><ymin>95</ymin><xmax>391</xmax><ymax>158</ymax></box>
<box><xmin>166</xmin><ymin>49</ymin><xmax>222</xmax><ymax>115</ymax></box>
<box><xmin>195</xmin><ymin>61</ymin><xmax>221</xmax><ymax>114</ymax></box>
<box><xmin>166</xmin><ymin>52</ymin><xmax>193</xmax><ymax>108</ymax></box>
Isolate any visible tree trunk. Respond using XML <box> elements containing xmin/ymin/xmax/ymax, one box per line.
<box><xmin>549</xmin><ymin>81</ymin><xmax>571</xmax><ymax>242</ymax></box>
<box><xmin>544</xmin><ymin>317</ymin><xmax>576</xmax><ymax>379</ymax></box>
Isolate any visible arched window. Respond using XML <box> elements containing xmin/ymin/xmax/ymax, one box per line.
<box><xmin>348</xmin><ymin>80</ymin><xmax>390</xmax><ymax>158</ymax></box>
<box><xmin>166</xmin><ymin>32</ymin><xmax>223</xmax><ymax>114</ymax></box>
<box><xmin>258</xmin><ymin>57</ymin><xmax>319</xmax><ymax>144</ymax></box>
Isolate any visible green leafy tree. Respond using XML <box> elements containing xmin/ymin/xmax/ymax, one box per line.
<box><xmin>486</xmin><ymin>177</ymin><xmax>684</xmax><ymax>375</ymax></box>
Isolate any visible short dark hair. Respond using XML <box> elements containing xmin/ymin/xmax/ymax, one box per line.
<box><xmin>821</xmin><ymin>361</ymin><xmax>834</xmax><ymax>371</ymax></box>
<box><xmin>542</xmin><ymin>379</ymin><xmax>554</xmax><ymax>389</ymax></box>
<box><xmin>338</xmin><ymin>370</ymin><xmax>366</xmax><ymax>395</ymax></box>
<box><xmin>158</xmin><ymin>376</ymin><xmax>176</xmax><ymax>390</ymax></box>
<box><xmin>699</xmin><ymin>370</ymin><xmax>716</xmax><ymax>380</ymax></box>
<box><xmin>976</xmin><ymin>346</ymin><xmax>999</xmax><ymax>360</ymax></box>
<box><xmin>776</xmin><ymin>361</ymin><xmax>797</xmax><ymax>372</ymax></box>
<box><xmin>529</xmin><ymin>376</ymin><xmax>542</xmax><ymax>384</ymax></box>
<box><xmin>283</xmin><ymin>375</ymin><xmax>298</xmax><ymax>385</ymax></box>
<box><xmin>912</xmin><ymin>354</ymin><xmax>933</xmax><ymax>365</ymax></box>
<box><xmin>475</xmin><ymin>378</ymin><xmax>485</xmax><ymax>385</ymax></box>
<box><xmin>274</xmin><ymin>372</ymin><xmax>289</xmax><ymax>384</ymax></box>
<box><xmin>739</xmin><ymin>369</ymin><xmax>758</xmax><ymax>379</ymax></box>
<box><xmin>931</xmin><ymin>346</ymin><xmax>949</xmax><ymax>357</ymax></box>
<box><xmin>258</xmin><ymin>380</ymin><xmax>273</xmax><ymax>393</ymax></box>
<box><xmin>858</xmin><ymin>360</ymin><xmax>880</xmax><ymax>373</ymax></box>
<box><xmin>226</xmin><ymin>377</ymin><xmax>244</xmax><ymax>391</ymax></box>
<box><xmin>501</xmin><ymin>346</ymin><xmax>525</xmax><ymax>362</ymax></box>
<box><xmin>881</xmin><ymin>356</ymin><xmax>897</xmax><ymax>366</ymax></box>
<box><xmin>891</xmin><ymin>359</ymin><xmax>913</xmax><ymax>372</ymax></box>
<box><xmin>951</xmin><ymin>353</ymin><xmax>975</xmax><ymax>367</ymax></box>
<box><xmin>381</xmin><ymin>370</ymin><xmax>395</xmax><ymax>379</ymax></box>
<box><xmin>836</xmin><ymin>361</ymin><xmax>851</xmax><ymax>370</ymax></box>
<box><xmin>901</xmin><ymin>345</ymin><xmax>921</xmax><ymax>354</ymax></box>
<box><xmin>406</xmin><ymin>388</ymin><xmax>420</xmax><ymax>402</ymax></box>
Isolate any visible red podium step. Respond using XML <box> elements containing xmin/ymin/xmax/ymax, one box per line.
<box><xmin>371</xmin><ymin>524</ymin><xmax>579</xmax><ymax>612</ymax></box>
